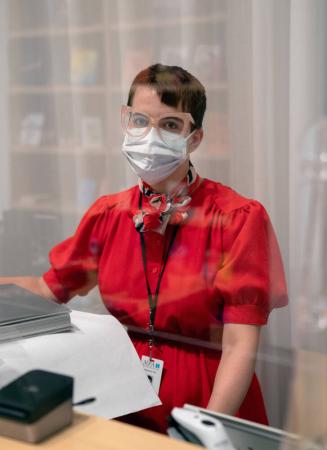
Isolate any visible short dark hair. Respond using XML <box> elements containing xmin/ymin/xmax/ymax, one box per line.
<box><xmin>127</xmin><ymin>63</ymin><xmax>206</xmax><ymax>130</ymax></box>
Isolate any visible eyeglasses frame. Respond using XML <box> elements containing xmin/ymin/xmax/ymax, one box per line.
<box><xmin>121</xmin><ymin>105</ymin><xmax>195</xmax><ymax>142</ymax></box>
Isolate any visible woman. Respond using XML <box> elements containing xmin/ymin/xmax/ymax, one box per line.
<box><xmin>0</xmin><ymin>64</ymin><xmax>288</xmax><ymax>433</ymax></box>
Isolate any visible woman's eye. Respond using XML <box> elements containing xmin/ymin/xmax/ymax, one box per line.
<box><xmin>160</xmin><ymin>118</ymin><xmax>184</xmax><ymax>133</ymax></box>
<box><xmin>132</xmin><ymin>115</ymin><xmax>148</xmax><ymax>127</ymax></box>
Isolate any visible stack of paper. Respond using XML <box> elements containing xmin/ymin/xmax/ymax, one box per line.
<box><xmin>0</xmin><ymin>284</ymin><xmax>71</xmax><ymax>343</ymax></box>
<box><xmin>0</xmin><ymin>310</ymin><xmax>161</xmax><ymax>418</ymax></box>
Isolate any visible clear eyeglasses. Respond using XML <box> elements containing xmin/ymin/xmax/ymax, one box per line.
<box><xmin>121</xmin><ymin>105</ymin><xmax>195</xmax><ymax>145</ymax></box>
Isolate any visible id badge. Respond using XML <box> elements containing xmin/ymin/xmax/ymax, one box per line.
<box><xmin>141</xmin><ymin>356</ymin><xmax>164</xmax><ymax>395</ymax></box>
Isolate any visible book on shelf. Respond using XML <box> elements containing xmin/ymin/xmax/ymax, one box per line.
<box><xmin>160</xmin><ymin>43</ymin><xmax>224</xmax><ymax>84</ymax></box>
<box><xmin>0</xmin><ymin>284</ymin><xmax>72</xmax><ymax>343</ymax></box>
<box><xmin>70</xmin><ymin>47</ymin><xmax>99</xmax><ymax>85</ymax></box>
<box><xmin>81</xmin><ymin>116</ymin><xmax>103</xmax><ymax>149</ymax></box>
<box><xmin>20</xmin><ymin>113</ymin><xmax>45</xmax><ymax>147</ymax></box>
<box><xmin>160</xmin><ymin>45</ymin><xmax>189</xmax><ymax>67</ymax></box>
<box><xmin>193</xmin><ymin>44</ymin><xmax>224</xmax><ymax>83</ymax></box>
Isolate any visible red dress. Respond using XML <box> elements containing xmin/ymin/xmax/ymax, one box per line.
<box><xmin>43</xmin><ymin>178</ymin><xmax>288</xmax><ymax>433</ymax></box>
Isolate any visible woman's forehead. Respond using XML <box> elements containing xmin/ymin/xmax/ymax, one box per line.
<box><xmin>131</xmin><ymin>85</ymin><xmax>182</xmax><ymax>116</ymax></box>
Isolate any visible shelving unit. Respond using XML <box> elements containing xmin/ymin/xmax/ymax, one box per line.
<box><xmin>9</xmin><ymin>25</ymin><xmax>105</xmax><ymax>39</ymax></box>
<box><xmin>4</xmin><ymin>0</ymin><xmax>230</xmax><ymax>274</ymax></box>
<box><xmin>107</xmin><ymin>12</ymin><xmax>227</xmax><ymax>31</ymax></box>
<box><xmin>10</xmin><ymin>86</ymin><xmax>107</xmax><ymax>94</ymax></box>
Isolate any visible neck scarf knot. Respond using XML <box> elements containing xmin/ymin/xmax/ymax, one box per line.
<box><xmin>132</xmin><ymin>165</ymin><xmax>202</xmax><ymax>234</ymax></box>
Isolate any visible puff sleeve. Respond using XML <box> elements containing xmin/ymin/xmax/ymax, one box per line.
<box><xmin>42</xmin><ymin>196</ymin><xmax>109</xmax><ymax>302</ymax></box>
<box><xmin>214</xmin><ymin>201</ymin><xmax>288</xmax><ymax>325</ymax></box>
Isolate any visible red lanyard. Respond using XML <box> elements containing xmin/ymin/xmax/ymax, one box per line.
<box><xmin>138</xmin><ymin>192</ymin><xmax>179</xmax><ymax>358</ymax></box>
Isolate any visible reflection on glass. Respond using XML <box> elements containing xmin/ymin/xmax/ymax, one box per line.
<box><xmin>297</xmin><ymin>119</ymin><xmax>327</xmax><ymax>348</ymax></box>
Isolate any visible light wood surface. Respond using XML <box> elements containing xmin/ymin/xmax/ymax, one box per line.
<box><xmin>284</xmin><ymin>350</ymin><xmax>327</xmax><ymax>442</ymax></box>
<box><xmin>0</xmin><ymin>413</ymin><xmax>199</xmax><ymax>450</ymax></box>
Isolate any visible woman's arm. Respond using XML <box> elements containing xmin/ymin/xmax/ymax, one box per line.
<box><xmin>0</xmin><ymin>276</ymin><xmax>57</xmax><ymax>301</ymax></box>
<box><xmin>207</xmin><ymin>323</ymin><xmax>261</xmax><ymax>415</ymax></box>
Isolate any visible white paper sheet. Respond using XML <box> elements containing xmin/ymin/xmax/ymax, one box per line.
<box><xmin>0</xmin><ymin>310</ymin><xmax>161</xmax><ymax>418</ymax></box>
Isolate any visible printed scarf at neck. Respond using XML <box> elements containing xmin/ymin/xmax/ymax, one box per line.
<box><xmin>132</xmin><ymin>165</ymin><xmax>202</xmax><ymax>234</ymax></box>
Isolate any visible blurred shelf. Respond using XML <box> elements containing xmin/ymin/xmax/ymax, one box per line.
<box><xmin>10</xmin><ymin>85</ymin><xmax>106</xmax><ymax>95</ymax></box>
<box><xmin>108</xmin><ymin>13</ymin><xmax>227</xmax><ymax>31</ymax></box>
<box><xmin>7</xmin><ymin>1</ymin><xmax>231</xmax><ymax>217</ymax></box>
<box><xmin>12</xmin><ymin>146</ymin><xmax>107</xmax><ymax>155</ymax></box>
<box><xmin>11</xmin><ymin>202</ymin><xmax>87</xmax><ymax>215</ymax></box>
<box><xmin>9</xmin><ymin>24</ymin><xmax>105</xmax><ymax>39</ymax></box>
<box><xmin>11</xmin><ymin>149</ymin><xmax>228</xmax><ymax>161</ymax></box>
<box><xmin>109</xmin><ymin>83</ymin><xmax>228</xmax><ymax>94</ymax></box>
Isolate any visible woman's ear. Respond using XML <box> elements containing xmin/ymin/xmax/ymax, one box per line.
<box><xmin>188</xmin><ymin>128</ymin><xmax>204</xmax><ymax>153</ymax></box>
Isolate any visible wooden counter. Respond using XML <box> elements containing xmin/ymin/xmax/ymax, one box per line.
<box><xmin>0</xmin><ymin>413</ymin><xmax>199</xmax><ymax>450</ymax></box>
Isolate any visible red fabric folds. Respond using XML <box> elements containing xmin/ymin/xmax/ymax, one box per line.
<box><xmin>42</xmin><ymin>178</ymin><xmax>288</xmax><ymax>432</ymax></box>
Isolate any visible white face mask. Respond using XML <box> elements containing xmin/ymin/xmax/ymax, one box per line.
<box><xmin>121</xmin><ymin>127</ymin><xmax>194</xmax><ymax>186</ymax></box>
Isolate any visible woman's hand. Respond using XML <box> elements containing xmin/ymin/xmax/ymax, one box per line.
<box><xmin>0</xmin><ymin>276</ymin><xmax>57</xmax><ymax>301</ymax></box>
<box><xmin>207</xmin><ymin>323</ymin><xmax>261</xmax><ymax>415</ymax></box>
